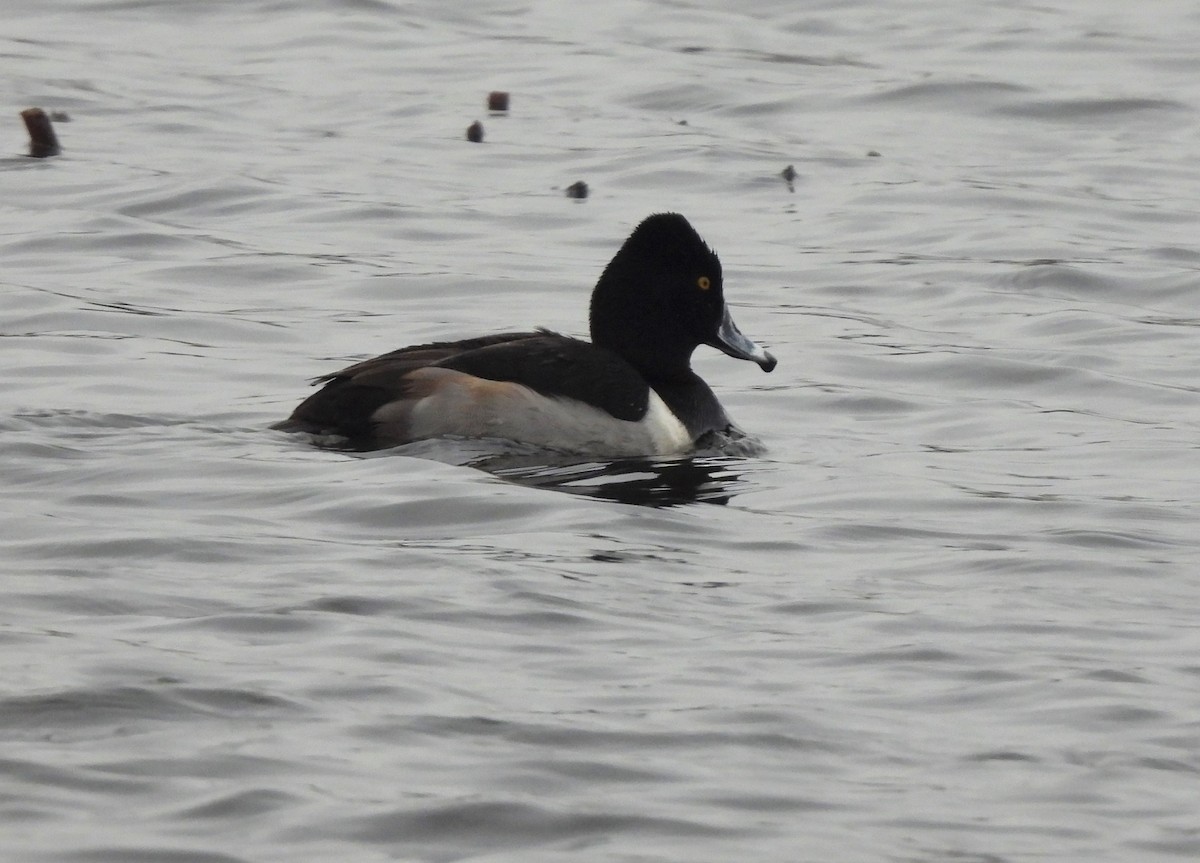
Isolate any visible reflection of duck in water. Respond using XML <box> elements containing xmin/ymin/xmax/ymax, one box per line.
<box><xmin>275</xmin><ymin>214</ymin><xmax>775</xmax><ymax>457</ymax></box>
<box><xmin>483</xmin><ymin>454</ymin><xmax>748</xmax><ymax>508</ymax></box>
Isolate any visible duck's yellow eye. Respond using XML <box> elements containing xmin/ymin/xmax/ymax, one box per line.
<box><xmin>697</xmin><ymin>276</ymin><xmax>711</xmax><ymax>291</ymax></box>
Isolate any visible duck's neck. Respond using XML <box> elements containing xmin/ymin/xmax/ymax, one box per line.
<box><xmin>590</xmin><ymin>305</ymin><xmax>695</xmax><ymax>383</ymax></box>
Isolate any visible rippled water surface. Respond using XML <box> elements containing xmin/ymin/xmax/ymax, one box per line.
<box><xmin>4</xmin><ymin>2</ymin><xmax>1200</xmax><ymax>861</ymax></box>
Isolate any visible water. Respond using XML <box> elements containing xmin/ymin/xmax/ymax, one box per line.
<box><xmin>3</xmin><ymin>1</ymin><xmax>1200</xmax><ymax>861</ymax></box>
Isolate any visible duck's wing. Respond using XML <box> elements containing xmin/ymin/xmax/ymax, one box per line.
<box><xmin>313</xmin><ymin>331</ymin><xmax>544</xmax><ymax>384</ymax></box>
<box><xmin>275</xmin><ymin>331</ymin><xmax>653</xmax><ymax>447</ymax></box>
<box><xmin>434</xmin><ymin>334</ymin><xmax>649</xmax><ymax>422</ymax></box>
<box><xmin>275</xmin><ymin>331</ymin><xmax>543</xmax><ymax>441</ymax></box>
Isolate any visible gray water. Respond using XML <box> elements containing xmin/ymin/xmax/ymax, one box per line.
<box><xmin>3</xmin><ymin>1</ymin><xmax>1200</xmax><ymax>861</ymax></box>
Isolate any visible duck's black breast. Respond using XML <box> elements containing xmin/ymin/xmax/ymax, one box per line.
<box><xmin>651</xmin><ymin>372</ymin><xmax>734</xmax><ymax>441</ymax></box>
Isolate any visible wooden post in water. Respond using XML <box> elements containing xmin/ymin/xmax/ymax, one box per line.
<box><xmin>21</xmin><ymin>108</ymin><xmax>62</xmax><ymax>157</ymax></box>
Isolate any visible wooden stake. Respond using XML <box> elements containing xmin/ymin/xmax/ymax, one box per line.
<box><xmin>21</xmin><ymin>108</ymin><xmax>61</xmax><ymax>157</ymax></box>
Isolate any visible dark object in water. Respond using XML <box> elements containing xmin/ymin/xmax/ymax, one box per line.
<box><xmin>21</xmin><ymin>108</ymin><xmax>61</xmax><ymax>158</ymax></box>
<box><xmin>274</xmin><ymin>212</ymin><xmax>777</xmax><ymax>455</ymax></box>
<box><xmin>466</xmin><ymin>120</ymin><xmax>484</xmax><ymax>143</ymax></box>
<box><xmin>565</xmin><ymin>180</ymin><xmax>589</xmax><ymax>199</ymax></box>
<box><xmin>488</xmin><ymin>91</ymin><xmax>510</xmax><ymax>112</ymax></box>
<box><xmin>780</xmin><ymin>164</ymin><xmax>796</xmax><ymax>192</ymax></box>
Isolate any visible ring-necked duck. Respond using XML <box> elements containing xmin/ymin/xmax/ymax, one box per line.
<box><xmin>274</xmin><ymin>212</ymin><xmax>776</xmax><ymax>455</ymax></box>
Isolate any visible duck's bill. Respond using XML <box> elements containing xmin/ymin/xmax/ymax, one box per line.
<box><xmin>711</xmin><ymin>306</ymin><xmax>777</xmax><ymax>372</ymax></box>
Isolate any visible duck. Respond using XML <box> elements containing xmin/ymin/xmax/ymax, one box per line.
<box><xmin>274</xmin><ymin>212</ymin><xmax>776</xmax><ymax>456</ymax></box>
